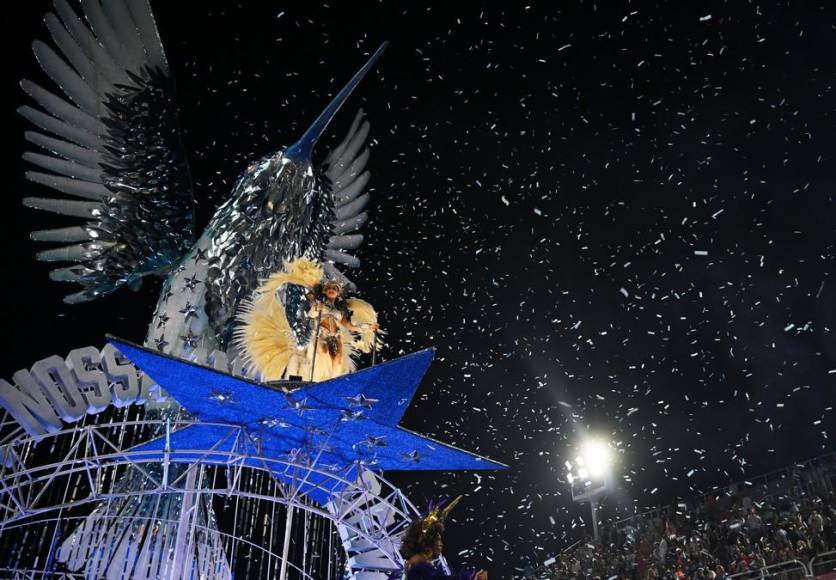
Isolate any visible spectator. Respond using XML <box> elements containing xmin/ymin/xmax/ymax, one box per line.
<box><xmin>745</xmin><ymin>508</ymin><xmax>763</xmax><ymax>542</ymax></box>
<box><xmin>809</xmin><ymin>509</ymin><xmax>824</xmax><ymax>535</ymax></box>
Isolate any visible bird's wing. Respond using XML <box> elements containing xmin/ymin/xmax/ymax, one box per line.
<box><xmin>20</xmin><ymin>0</ymin><xmax>195</xmax><ymax>304</ymax></box>
<box><xmin>320</xmin><ymin>109</ymin><xmax>373</xmax><ymax>287</ymax></box>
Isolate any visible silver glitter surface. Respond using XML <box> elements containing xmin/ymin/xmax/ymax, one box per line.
<box><xmin>202</xmin><ymin>154</ymin><xmax>335</xmax><ymax>348</ymax></box>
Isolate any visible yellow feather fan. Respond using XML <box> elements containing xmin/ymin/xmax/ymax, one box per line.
<box><xmin>233</xmin><ymin>258</ymin><xmax>323</xmax><ymax>381</ymax></box>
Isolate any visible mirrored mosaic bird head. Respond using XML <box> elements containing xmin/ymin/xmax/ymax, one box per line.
<box><xmin>228</xmin><ymin>42</ymin><xmax>387</xmax><ymax>256</ymax></box>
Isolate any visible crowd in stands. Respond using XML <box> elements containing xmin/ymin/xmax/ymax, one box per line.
<box><xmin>530</xmin><ymin>455</ymin><xmax>836</xmax><ymax>579</ymax></box>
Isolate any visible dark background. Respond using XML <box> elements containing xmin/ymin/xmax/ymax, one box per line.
<box><xmin>4</xmin><ymin>1</ymin><xmax>835</xmax><ymax>576</ymax></box>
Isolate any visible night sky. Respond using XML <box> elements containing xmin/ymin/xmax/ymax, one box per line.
<box><xmin>4</xmin><ymin>1</ymin><xmax>835</xmax><ymax>576</ymax></box>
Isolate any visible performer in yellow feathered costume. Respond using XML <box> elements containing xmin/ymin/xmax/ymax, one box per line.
<box><xmin>234</xmin><ymin>258</ymin><xmax>381</xmax><ymax>381</ymax></box>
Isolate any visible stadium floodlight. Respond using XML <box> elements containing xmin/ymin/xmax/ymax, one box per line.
<box><xmin>581</xmin><ymin>440</ymin><xmax>611</xmax><ymax>478</ymax></box>
<box><xmin>565</xmin><ymin>438</ymin><xmax>613</xmax><ymax>541</ymax></box>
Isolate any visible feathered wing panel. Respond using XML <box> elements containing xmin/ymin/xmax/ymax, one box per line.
<box><xmin>233</xmin><ymin>259</ymin><xmax>324</xmax><ymax>380</ymax></box>
<box><xmin>20</xmin><ymin>0</ymin><xmax>195</xmax><ymax>304</ymax></box>
<box><xmin>321</xmin><ymin>109</ymin><xmax>374</xmax><ymax>288</ymax></box>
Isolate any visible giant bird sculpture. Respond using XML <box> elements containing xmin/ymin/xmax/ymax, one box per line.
<box><xmin>21</xmin><ymin>0</ymin><xmax>381</xmax><ymax>357</ymax></box>
<box><xmin>18</xmin><ymin>0</ymin><xmax>384</xmax><ymax>577</ymax></box>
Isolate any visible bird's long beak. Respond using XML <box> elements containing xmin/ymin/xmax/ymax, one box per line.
<box><xmin>284</xmin><ymin>41</ymin><xmax>388</xmax><ymax>162</ymax></box>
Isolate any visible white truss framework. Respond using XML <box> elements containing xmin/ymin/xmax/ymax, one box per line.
<box><xmin>0</xmin><ymin>419</ymin><xmax>432</xmax><ymax>579</ymax></box>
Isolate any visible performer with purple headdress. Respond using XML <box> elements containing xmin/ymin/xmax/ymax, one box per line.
<box><xmin>399</xmin><ymin>497</ymin><xmax>490</xmax><ymax>580</ymax></box>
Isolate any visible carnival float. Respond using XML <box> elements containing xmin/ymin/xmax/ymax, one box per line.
<box><xmin>0</xmin><ymin>1</ymin><xmax>505</xmax><ymax>578</ymax></box>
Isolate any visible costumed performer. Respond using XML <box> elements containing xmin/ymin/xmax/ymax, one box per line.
<box><xmin>235</xmin><ymin>257</ymin><xmax>380</xmax><ymax>381</ymax></box>
<box><xmin>398</xmin><ymin>497</ymin><xmax>489</xmax><ymax>580</ymax></box>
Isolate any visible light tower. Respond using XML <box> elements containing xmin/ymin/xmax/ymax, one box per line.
<box><xmin>565</xmin><ymin>439</ymin><xmax>613</xmax><ymax>541</ymax></box>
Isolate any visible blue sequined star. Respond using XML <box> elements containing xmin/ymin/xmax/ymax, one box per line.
<box><xmin>178</xmin><ymin>302</ymin><xmax>200</xmax><ymax>319</ymax></box>
<box><xmin>182</xmin><ymin>274</ymin><xmax>203</xmax><ymax>292</ymax></box>
<box><xmin>344</xmin><ymin>393</ymin><xmax>380</xmax><ymax>409</ymax></box>
<box><xmin>340</xmin><ymin>408</ymin><xmax>365</xmax><ymax>421</ymax></box>
<box><xmin>361</xmin><ymin>434</ymin><xmax>387</xmax><ymax>448</ymax></box>
<box><xmin>109</xmin><ymin>337</ymin><xmax>507</xmax><ymax>505</ymax></box>
<box><xmin>402</xmin><ymin>450</ymin><xmax>422</xmax><ymax>463</ymax></box>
